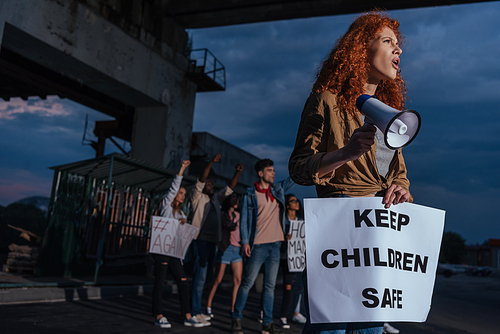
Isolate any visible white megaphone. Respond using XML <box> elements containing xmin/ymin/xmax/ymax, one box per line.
<box><xmin>356</xmin><ymin>94</ymin><xmax>421</xmax><ymax>150</ymax></box>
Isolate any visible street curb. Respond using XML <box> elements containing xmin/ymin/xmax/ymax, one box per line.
<box><xmin>0</xmin><ymin>283</ymin><xmax>177</xmax><ymax>305</ymax></box>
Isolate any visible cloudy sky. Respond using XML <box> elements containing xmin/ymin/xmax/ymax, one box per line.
<box><xmin>1</xmin><ymin>2</ymin><xmax>499</xmax><ymax>244</ymax></box>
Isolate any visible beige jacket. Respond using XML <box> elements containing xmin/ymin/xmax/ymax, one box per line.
<box><xmin>190</xmin><ymin>179</ymin><xmax>233</xmax><ymax>240</ymax></box>
<box><xmin>289</xmin><ymin>91</ymin><xmax>412</xmax><ymax>200</ymax></box>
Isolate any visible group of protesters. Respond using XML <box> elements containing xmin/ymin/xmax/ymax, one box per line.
<box><xmin>153</xmin><ymin>9</ymin><xmax>415</xmax><ymax>334</ymax></box>
<box><xmin>152</xmin><ymin>154</ymin><xmax>306</xmax><ymax>334</ymax></box>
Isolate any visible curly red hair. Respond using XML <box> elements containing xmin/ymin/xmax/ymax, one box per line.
<box><xmin>313</xmin><ymin>11</ymin><xmax>407</xmax><ymax>119</ymax></box>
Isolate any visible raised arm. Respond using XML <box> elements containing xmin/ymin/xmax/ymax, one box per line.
<box><xmin>178</xmin><ymin>160</ymin><xmax>190</xmax><ymax>177</ymax></box>
<box><xmin>228</xmin><ymin>162</ymin><xmax>244</xmax><ymax>190</ymax></box>
<box><xmin>199</xmin><ymin>153</ymin><xmax>221</xmax><ymax>183</ymax></box>
<box><xmin>161</xmin><ymin>160</ymin><xmax>190</xmax><ymax>216</ymax></box>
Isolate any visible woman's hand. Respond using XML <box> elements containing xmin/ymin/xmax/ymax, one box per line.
<box><xmin>319</xmin><ymin>123</ymin><xmax>376</xmax><ymax>178</ymax></box>
<box><xmin>383</xmin><ymin>184</ymin><xmax>411</xmax><ymax>208</ymax></box>
<box><xmin>179</xmin><ymin>218</ymin><xmax>187</xmax><ymax>225</ymax></box>
<box><xmin>178</xmin><ymin>160</ymin><xmax>191</xmax><ymax>176</ymax></box>
<box><xmin>286</xmin><ymin>233</ymin><xmax>292</xmax><ymax>241</ymax></box>
<box><xmin>235</xmin><ymin>162</ymin><xmax>244</xmax><ymax>172</ymax></box>
<box><xmin>212</xmin><ymin>154</ymin><xmax>222</xmax><ymax>163</ymax></box>
<box><xmin>342</xmin><ymin>123</ymin><xmax>377</xmax><ymax>162</ymax></box>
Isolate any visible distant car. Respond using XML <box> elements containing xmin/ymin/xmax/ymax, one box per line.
<box><xmin>437</xmin><ymin>263</ymin><xmax>466</xmax><ymax>278</ymax></box>
<box><xmin>465</xmin><ymin>266</ymin><xmax>493</xmax><ymax>277</ymax></box>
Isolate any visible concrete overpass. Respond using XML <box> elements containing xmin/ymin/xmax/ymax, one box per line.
<box><xmin>163</xmin><ymin>0</ymin><xmax>498</xmax><ymax>28</ymax></box>
<box><xmin>0</xmin><ymin>0</ymin><xmax>494</xmax><ymax>169</ymax></box>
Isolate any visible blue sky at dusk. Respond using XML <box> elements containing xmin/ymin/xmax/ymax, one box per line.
<box><xmin>1</xmin><ymin>2</ymin><xmax>500</xmax><ymax>244</ymax></box>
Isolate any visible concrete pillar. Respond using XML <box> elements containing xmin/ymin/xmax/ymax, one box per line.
<box><xmin>131</xmin><ymin>81</ymin><xmax>197</xmax><ymax>169</ymax></box>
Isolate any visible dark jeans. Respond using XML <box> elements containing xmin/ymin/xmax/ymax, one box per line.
<box><xmin>232</xmin><ymin>241</ymin><xmax>281</xmax><ymax>326</ymax></box>
<box><xmin>191</xmin><ymin>239</ymin><xmax>217</xmax><ymax>315</ymax></box>
<box><xmin>152</xmin><ymin>254</ymin><xmax>190</xmax><ymax>317</ymax></box>
<box><xmin>289</xmin><ymin>271</ymin><xmax>305</xmax><ymax>317</ymax></box>
<box><xmin>280</xmin><ymin>258</ymin><xmax>296</xmax><ymax>318</ymax></box>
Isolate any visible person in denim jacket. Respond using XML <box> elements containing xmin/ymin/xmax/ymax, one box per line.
<box><xmin>231</xmin><ymin>158</ymin><xmax>295</xmax><ymax>334</ymax></box>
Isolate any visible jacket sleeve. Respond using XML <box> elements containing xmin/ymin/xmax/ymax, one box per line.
<box><xmin>276</xmin><ymin>176</ymin><xmax>296</xmax><ymax>194</ymax></box>
<box><xmin>239</xmin><ymin>194</ymin><xmax>250</xmax><ymax>245</ymax></box>
<box><xmin>221</xmin><ymin>211</ymin><xmax>238</xmax><ymax>232</ymax></box>
<box><xmin>283</xmin><ymin>215</ymin><xmax>291</xmax><ymax>235</ymax></box>
<box><xmin>160</xmin><ymin>175</ymin><xmax>183</xmax><ymax>217</ymax></box>
<box><xmin>216</xmin><ymin>185</ymin><xmax>234</xmax><ymax>204</ymax></box>
<box><xmin>190</xmin><ymin>179</ymin><xmax>205</xmax><ymax>207</ymax></box>
<box><xmin>288</xmin><ymin>94</ymin><xmax>336</xmax><ymax>186</ymax></box>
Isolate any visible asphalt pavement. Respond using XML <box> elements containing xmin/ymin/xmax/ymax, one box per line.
<box><xmin>0</xmin><ymin>271</ymin><xmax>305</xmax><ymax>334</ymax></box>
<box><xmin>1</xmin><ymin>270</ymin><xmax>500</xmax><ymax>333</ymax></box>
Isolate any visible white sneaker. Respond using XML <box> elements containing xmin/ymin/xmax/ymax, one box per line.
<box><xmin>292</xmin><ymin>313</ymin><xmax>307</xmax><ymax>324</ymax></box>
<box><xmin>195</xmin><ymin>314</ymin><xmax>211</xmax><ymax>327</ymax></box>
<box><xmin>184</xmin><ymin>317</ymin><xmax>204</xmax><ymax>327</ymax></box>
<box><xmin>383</xmin><ymin>323</ymin><xmax>399</xmax><ymax>334</ymax></box>
<box><xmin>280</xmin><ymin>317</ymin><xmax>291</xmax><ymax>329</ymax></box>
<box><xmin>206</xmin><ymin>307</ymin><xmax>214</xmax><ymax>318</ymax></box>
<box><xmin>155</xmin><ymin>316</ymin><xmax>171</xmax><ymax>328</ymax></box>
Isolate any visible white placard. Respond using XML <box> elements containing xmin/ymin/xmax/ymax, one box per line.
<box><xmin>304</xmin><ymin>198</ymin><xmax>445</xmax><ymax>324</ymax></box>
<box><xmin>149</xmin><ymin>216</ymin><xmax>199</xmax><ymax>259</ymax></box>
<box><xmin>288</xmin><ymin>219</ymin><xmax>306</xmax><ymax>272</ymax></box>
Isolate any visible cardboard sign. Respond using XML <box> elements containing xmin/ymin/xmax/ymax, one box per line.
<box><xmin>304</xmin><ymin>198</ymin><xmax>445</xmax><ymax>323</ymax></box>
<box><xmin>288</xmin><ymin>219</ymin><xmax>306</xmax><ymax>272</ymax></box>
<box><xmin>149</xmin><ymin>216</ymin><xmax>198</xmax><ymax>259</ymax></box>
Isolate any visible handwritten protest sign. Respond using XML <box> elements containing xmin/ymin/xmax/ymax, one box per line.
<box><xmin>288</xmin><ymin>219</ymin><xmax>306</xmax><ymax>272</ymax></box>
<box><xmin>304</xmin><ymin>198</ymin><xmax>445</xmax><ymax>323</ymax></box>
<box><xmin>149</xmin><ymin>216</ymin><xmax>198</xmax><ymax>259</ymax></box>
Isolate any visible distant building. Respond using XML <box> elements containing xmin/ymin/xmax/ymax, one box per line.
<box><xmin>490</xmin><ymin>239</ymin><xmax>500</xmax><ymax>269</ymax></box>
<box><xmin>463</xmin><ymin>238</ymin><xmax>500</xmax><ymax>269</ymax></box>
<box><xmin>189</xmin><ymin>132</ymin><xmax>260</xmax><ymax>194</ymax></box>
<box><xmin>463</xmin><ymin>244</ymin><xmax>491</xmax><ymax>267</ymax></box>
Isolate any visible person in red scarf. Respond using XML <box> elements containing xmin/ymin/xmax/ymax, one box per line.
<box><xmin>231</xmin><ymin>159</ymin><xmax>295</xmax><ymax>334</ymax></box>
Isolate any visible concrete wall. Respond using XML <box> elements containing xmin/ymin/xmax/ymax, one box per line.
<box><xmin>0</xmin><ymin>0</ymin><xmax>197</xmax><ymax>169</ymax></box>
<box><xmin>190</xmin><ymin>132</ymin><xmax>261</xmax><ymax>193</ymax></box>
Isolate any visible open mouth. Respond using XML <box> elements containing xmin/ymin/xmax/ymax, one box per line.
<box><xmin>392</xmin><ymin>58</ymin><xmax>400</xmax><ymax>68</ymax></box>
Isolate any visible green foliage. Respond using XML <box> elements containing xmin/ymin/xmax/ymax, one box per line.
<box><xmin>0</xmin><ymin>203</ymin><xmax>48</xmax><ymax>248</ymax></box>
<box><xmin>439</xmin><ymin>231</ymin><xmax>466</xmax><ymax>264</ymax></box>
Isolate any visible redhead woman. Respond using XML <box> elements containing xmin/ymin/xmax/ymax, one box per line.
<box><xmin>289</xmin><ymin>11</ymin><xmax>411</xmax><ymax>334</ymax></box>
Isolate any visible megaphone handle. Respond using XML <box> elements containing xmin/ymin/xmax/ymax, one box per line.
<box><xmin>363</xmin><ymin>118</ymin><xmax>377</xmax><ymax>128</ymax></box>
<box><xmin>363</xmin><ymin>119</ymin><xmax>382</xmax><ymax>135</ymax></box>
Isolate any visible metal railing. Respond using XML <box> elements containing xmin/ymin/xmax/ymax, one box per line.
<box><xmin>187</xmin><ymin>48</ymin><xmax>226</xmax><ymax>91</ymax></box>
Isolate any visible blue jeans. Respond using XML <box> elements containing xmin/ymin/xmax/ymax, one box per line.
<box><xmin>301</xmin><ymin>269</ymin><xmax>383</xmax><ymax>334</ymax></box>
<box><xmin>191</xmin><ymin>239</ymin><xmax>216</xmax><ymax>315</ymax></box>
<box><xmin>232</xmin><ymin>242</ymin><xmax>281</xmax><ymax>326</ymax></box>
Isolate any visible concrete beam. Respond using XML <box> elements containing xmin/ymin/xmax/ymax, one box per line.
<box><xmin>162</xmin><ymin>0</ymin><xmax>498</xmax><ymax>29</ymax></box>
